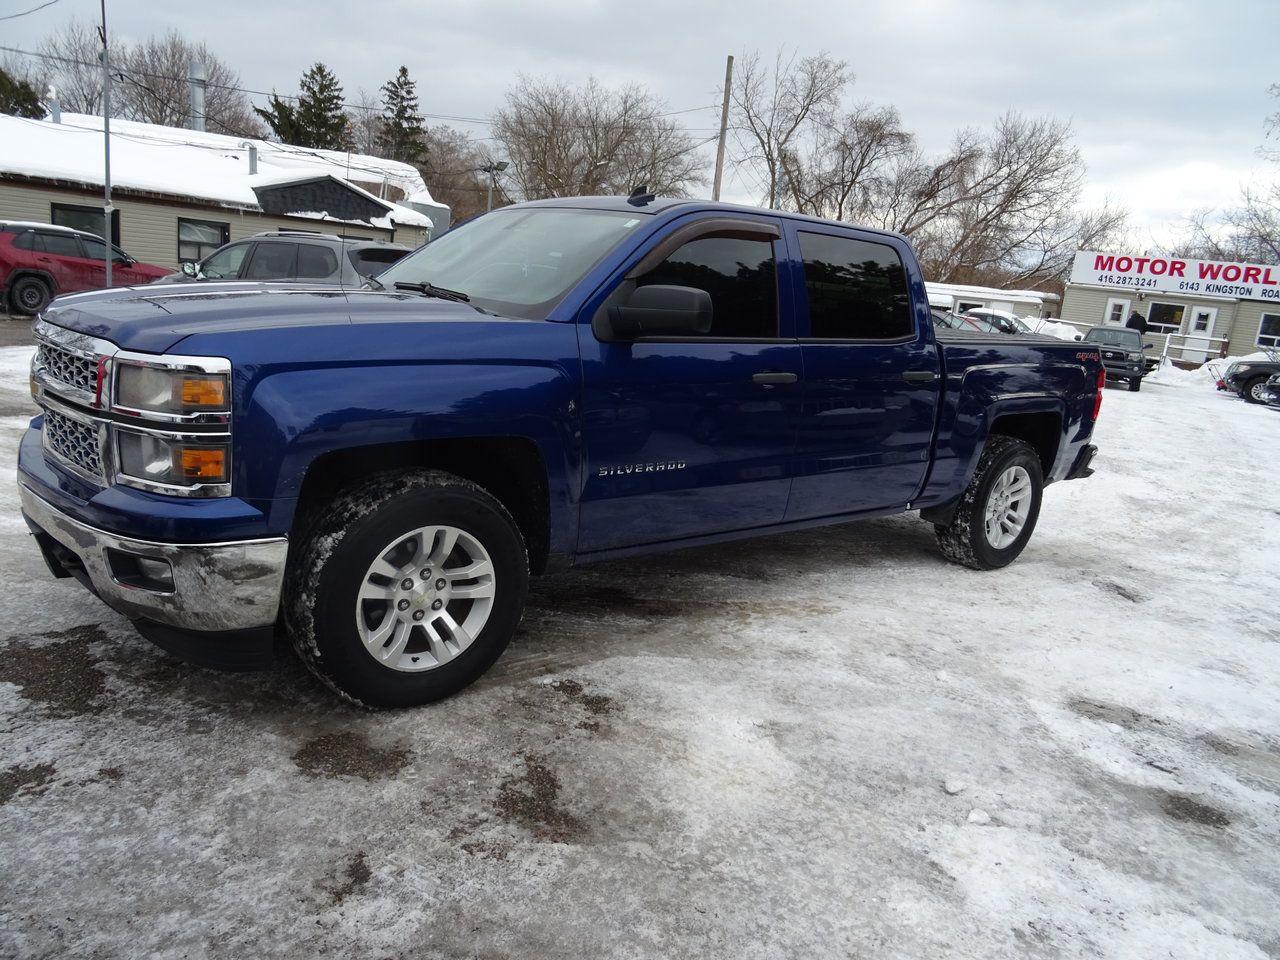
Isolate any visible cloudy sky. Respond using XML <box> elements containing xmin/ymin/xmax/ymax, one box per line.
<box><xmin>6</xmin><ymin>0</ymin><xmax>1276</xmax><ymax>246</ymax></box>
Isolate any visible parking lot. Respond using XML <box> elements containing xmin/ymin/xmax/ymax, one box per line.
<box><xmin>1</xmin><ymin>346</ymin><xmax>1277</xmax><ymax>959</ymax></box>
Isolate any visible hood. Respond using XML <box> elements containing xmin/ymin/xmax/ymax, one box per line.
<box><xmin>40</xmin><ymin>283</ymin><xmax>491</xmax><ymax>353</ymax></box>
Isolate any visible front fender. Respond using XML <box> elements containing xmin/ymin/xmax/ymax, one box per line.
<box><xmin>235</xmin><ymin>361</ymin><xmax>579</xmax><ymax>547</ymax></box>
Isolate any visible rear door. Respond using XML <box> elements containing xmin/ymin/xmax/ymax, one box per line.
<box><xmin>33</xmin><ymin>230</ymin><xmax>85</xmax><ymax>293</ymax></box>
<box><xmin>576</xmin><ymin>213</ymin><xmax>803</xmax><ymax>552</ymax></box>
<box><xmin>243</xmin><ymin>241</ymin><xmax>299</xmax><ymax>281</ymax></box>
<box><xmin>784</xmin><ymin>224</ymin><xmax>940</xmax><ymax>520</ymax></box>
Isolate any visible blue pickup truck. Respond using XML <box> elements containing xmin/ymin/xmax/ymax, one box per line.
<box><xmin>19</xmin><ymin>196</ymin><xmax>1104</xmax><ymax>706</ymax></box>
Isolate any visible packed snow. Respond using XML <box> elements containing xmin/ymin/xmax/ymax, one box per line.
<box><xmin>0</xmin><ymin>343</ymin><xmax>1277</xmax><ymax>959</ymax></box>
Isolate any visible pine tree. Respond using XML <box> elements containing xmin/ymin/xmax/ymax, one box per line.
<box><xmin>255</xmin><ymin>63</ymin><xmax>349</xmax><ymax>149</ymax></box>
<box><xmin>0</xmin><ymin>67</ymin><xmax>43</xmax><ymax>119</ymax></box>
<box><xmin>377</xmin><ymin>66</ymin><xmax>426</xmax><ymax>163</ymax></box>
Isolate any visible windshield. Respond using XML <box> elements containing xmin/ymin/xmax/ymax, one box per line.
<box><xmin>375</xmin><ymin>207</ymin><xmax>648</xmax><ymax>318</ymax></box>
<box><xmin>1085</xmin><ymin>328</ymin><xmax>1141</xmax><ymax>347</ymax></box>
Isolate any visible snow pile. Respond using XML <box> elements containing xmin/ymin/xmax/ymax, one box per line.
<box><xmin>1145</xmin><ymin>358</ymin><xmax>1206</xmax><ymax>386</ymax></box>
<box><xmin>1025</xmin><ymin>318</ymin><xmax>1083</xmax><ymax>341</ymax></box>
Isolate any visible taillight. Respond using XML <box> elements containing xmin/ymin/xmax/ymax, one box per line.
<box><xmin>1092</xmin><ymin>368</ymin><xmax>1105</xmax><ymax>420</ymax></box>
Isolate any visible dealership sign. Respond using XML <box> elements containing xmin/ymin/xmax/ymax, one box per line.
<box><xmin>1070</xmin><ymin>251</ymin><xmax>1280</xmax><ymax>302</ymax></box>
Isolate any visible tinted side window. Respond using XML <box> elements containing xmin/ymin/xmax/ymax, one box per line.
<box><xmin>81</xmin><ymin>237</ymin><xmax>107</xmax><ymax>260</ymax></box>
<box><xmin>245</xmin><ymin>242</ymin><xmax>298</xmax><ymax>280</ymax></box>
<box><xmin>297</xmin><ymin>245</ymin><xmax>339</xmax><ymax>279</ymax></box>
<box><xmin>13</xmin><ymin>231</ymin><xmax>38</xmax><ymax>251</ymax></box>
<box><xmin>637</xmin><ymin>233</ymin><xmax>777</xmax><ymax>338</ymax></box>
<box><xmin>39</xmin><ymin>232</ymin><xmax>83</xmax><ymax>257</ymax></box>
<box><xmin>350</xmin><ymin>248</ymin><xmax>407</xmax><ymax>277</ymax></box>
<box><xmin>800</xmin><ymin>232</ymin><xmax>913</xmax><ymax>340</ymax></box>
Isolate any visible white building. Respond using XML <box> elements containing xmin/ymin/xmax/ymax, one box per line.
<box><xmin>925</xmin><ymin>281</ymin><xmax>1060</xmax><ymax>319</ymax></box>
<box><xmin>0</xmin><ymin>112</ymin><xmax>450</xmax><ymax>271</ymax></box>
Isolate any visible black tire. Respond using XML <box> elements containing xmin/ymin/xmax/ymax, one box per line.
<box><xmin>1243</xmin><ymin>377</ymin><xmax>1269</xmax><ymax>404</ymax></box>
<box><xmin>934</xmin><ymin>435</ymin><xmax>1044</xmax><ymax>571</ymax></box>
<box><xmin>285</xmin><ymin>469</ymin><xmax>529</xmax><ymax>708</ymax></box>
<box><xmin>9</xmin><ymin>275</ymin><xmax>51</xmax><ymax>316</ymax></box>
<box><xmin>1128</xmin><ymin>377</ymin><xmax>1141</xmax><ymax>392</ymax></box>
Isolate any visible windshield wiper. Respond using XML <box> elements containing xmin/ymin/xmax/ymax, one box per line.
<box><xmin>393</xmin><ymin>280</ymin><xmax>470</xmax><ymax>303</ymax></box>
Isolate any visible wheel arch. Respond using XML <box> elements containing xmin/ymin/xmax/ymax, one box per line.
<box><xmin>292</xmin><ymin>436</ymin><xmax>555</xmax><ymax>575</ymax></box>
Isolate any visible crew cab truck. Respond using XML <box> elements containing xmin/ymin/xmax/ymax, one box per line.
<box><xmin>18</xmin><ymin>197</ymin><xmax>1104</xmax><ymax>707</ymax></box>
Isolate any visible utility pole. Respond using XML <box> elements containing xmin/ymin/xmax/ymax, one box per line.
<box><xmin>480</xmin><ymin>161</ymin><xmax>508</xmax><ymax>211</ymax></box>
<box><xmin>712</xmin><ymin>54</ymin><xmax>734</xmax><ymax>202</ymax></box>
<box><xmin>98</xmin><ymin>0</ymin><xmax>112</xmax><ymax>286</ymax></box>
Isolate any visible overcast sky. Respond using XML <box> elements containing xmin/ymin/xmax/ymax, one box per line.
<box><xmin>6</xmin><ymin>0</ymin><xmax>1276</xmax><ymax>247</ymax></box>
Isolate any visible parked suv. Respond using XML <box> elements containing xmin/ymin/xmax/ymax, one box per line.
<box><xmin>1083</xmin><ymin>326</ymin><xmax>1150</xmax><ymax>391</ymax></box>
<box><xmin>153</xmin><ymin>232</ymin><xmax>412</xmax><ymax>286</ymax></box>
<box><xmin>1</xmin><ymin>221</ymin><xmax>169</xmax><ymax>316</ymax></box>
<box><xmin>1218</xmin><ymin>354</ymin><xmax>1280</xmax><ymax>403</ymax></box>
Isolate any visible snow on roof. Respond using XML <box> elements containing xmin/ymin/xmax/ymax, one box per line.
<box><xmin>925</xmin><ymin>281</ymin><xmax>1060</xmax><ymax>307</ymax></box>
<box><xmin>0</xmin><ymin>112</ymin><xmax>446</xmax><ymax>229</ymax></box>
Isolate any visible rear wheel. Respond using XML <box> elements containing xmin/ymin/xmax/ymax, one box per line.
<box><xmin>9</xmin><ymin>276</ymin><xmax>51</xmax><ymax>316</ymax></box>
<box><xmin>934</xmin><ymin>436</ymin><xmax>1044</xmax><ymax>570</ymax></box>
<box><xmin>1243</xmin><ymin>377</ymin><xmax>1269</xmax><ymax>404</ymax></box>
<box><xmin>286</xmin><ymin>470</ymin><xmax>529</xmax><ymax>707</ymax></box>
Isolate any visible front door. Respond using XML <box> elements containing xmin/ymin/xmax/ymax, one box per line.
<box><xmin>784</xmin><ymin>225</ymin><xmax>940</xmax><ymax>520</ymax></box>
<box><xmin>1184</xmin><ymin>306</ymin><xmax>1219</xmax><ymax>363</ymax></box>
<box><xmin>576</xmin><ymin>214</ymin><xmax>802</xmax><ymax>553</ymax></box>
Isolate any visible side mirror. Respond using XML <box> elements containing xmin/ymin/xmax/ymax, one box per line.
<box><xmin>181</xmin><ymin>261</ymin><xmax>198</xmax><ymax>278</ymax></box>
<box><xmin>1141</xmin><ymin>342</ymin><xmax>1152</xmax><ymax>350</ymax></box>
<box><xmin>114</xmin><ymin>255</ymin><xmax>133</xmax><ymax>266</ymax></box>
<box><xmin>602</xmin><ymin>284</ymin><xmax>713</xmax><ymax>340</ymax></box>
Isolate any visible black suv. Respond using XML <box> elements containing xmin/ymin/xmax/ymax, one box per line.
<box><xmin>153</xmin><ymin>232</ymin><xmax>412</xmax><ymax>286</ymax></box>
<box><xmin>1218</xmin><ymin>355</ymin><xmax>1280</xmax><ymax>403</ymax></box>
<box><xmin>1083</xmin><ymin>326</ymin><xmax>1150</xmax><ymax>392</ymax></box>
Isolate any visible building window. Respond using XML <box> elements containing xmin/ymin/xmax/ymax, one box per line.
<box><xmin>178</xmin><ymin>219</ymin><xmax>230</xmax><ymax>264</ymax></box>
<box><xmin>1259</xmin><ymin>313</ymin><xmax>1280</xmax><ymax>349</ymax></box>
<box><xmin>956</xmin><ymin>300</ymin><xmax>983</xmax><ymax>314</ymax></box>
<box><xmin>1104</xmin><ymin>297</ymin><xmax>1130</xmax><ymax>326</ymax></box>
<box><xmin>51</xmin><ymin>203</ymin><xmax>120</xmax><ymax>244</ymax></box>
<box><xmin>1145</xmin><ymin>301</ymin><xmax>1184</xmax><ymax>334</ymax></box>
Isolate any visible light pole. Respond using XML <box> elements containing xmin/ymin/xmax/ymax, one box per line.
<box><xmin>479</xmin><ymin>161</ymin><xmax>508</xmax><ymax>212</ymax></box>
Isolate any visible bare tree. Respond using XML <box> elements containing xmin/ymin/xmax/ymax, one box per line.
<box><xmin>115</xmin><ymin>31</ymin><xmax>261</xmax><ymax>136</ymax></box>
<box><xmin>39</xmin><ymin>18</ymin><xmax>110</xmax><ymax>115</ymax></box>
<box><xmin>418</xmin><ymin>125</ymin><xmax>506</xmax><ymax>222</ymax></box>
<box><xmin>346</xmin><ymin>89</ymin><xmax>383</xmax><ymax>156</ymax></box>
<box><xmin>492</xmin><ymin>76</ymin><xmax>706</xmax><ymax>200</ymax></box>
<box><xmin>731</xmin><ymin>50</ymin><xmax>847</xmax><ymax>208</ymax></box>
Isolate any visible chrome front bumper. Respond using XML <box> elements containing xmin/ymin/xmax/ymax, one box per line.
<box><xmin>20</xmin><ymin>482</ymin><xmax>288</xmax><ymax>633</ymax></box>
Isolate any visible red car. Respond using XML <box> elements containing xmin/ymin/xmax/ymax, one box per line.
<box><xmin>1</xmin><ymin>221</ymin><xmax>170</xmax><ymax>316</ymax></box>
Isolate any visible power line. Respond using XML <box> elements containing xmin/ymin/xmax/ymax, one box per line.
<box><xmin>0</xmin><ymin>0</ymin><xmax>61</xmax><ymax>22</ymax></box>
<box><xmin>0</xmin><ymin>44</ymin><xmax>719</xmax><ymax>132</ymax></box>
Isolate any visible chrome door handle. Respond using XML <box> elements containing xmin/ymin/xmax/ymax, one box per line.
<box><xmin>752</xmin><ymin>372</ymin><xmax>798</xmax><ymax>386</ymax></box>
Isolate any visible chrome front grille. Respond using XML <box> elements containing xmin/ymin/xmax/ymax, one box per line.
<box><xmin>43</xmin><ymin>408</ymin><xmax>103</xmax><ymax>478</ymax></box>
<box><xmin>37</xmin><ymin>341</ymin><xmax>98</xmax><ymax>395</ymax></box>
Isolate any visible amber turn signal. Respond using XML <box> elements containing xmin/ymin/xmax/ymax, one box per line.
<box><xmin>179</xmin><ymin>447</ymin><xmax>227</xmax><ymax>480</ymax></box>
<box><xmin>180</xmin><ymin>376</ymin><xmax>227</xmax><ymax>408</ymax></box>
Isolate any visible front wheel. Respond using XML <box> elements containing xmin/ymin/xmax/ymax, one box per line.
<box><xmin>1129</xmin><ymin>377</ymin><xmax>1141</xmax><ymax>392</ymax></box>
<box><xmin>285</xmin><ymin>470</ymin><xmax>529</xmax><ymax>708</ymax></box>
<box><xmin>934</xmin><ymin>436</ymin><xmax>1044</xmax><ymax>570</ymax></box>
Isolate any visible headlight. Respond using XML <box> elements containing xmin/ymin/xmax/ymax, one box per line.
<box><xmin>115</xmin><ymin>361</ymin><xmax>229</xmax><ymax>417</ymax></box>
<box><xmin>116</xmin><ymin>430</ymin><xmax>229</xmax><ymax>489</ymax></box>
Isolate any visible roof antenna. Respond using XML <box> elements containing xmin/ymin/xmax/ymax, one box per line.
<box><xmin>627</xmin><ymin>184</ymin><xmax>656</xmax><ymax>207</ymax></box>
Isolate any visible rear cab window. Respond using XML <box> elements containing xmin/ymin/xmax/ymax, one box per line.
<box><xmin>797</xmin><ymin>231</ymin><xmax>914</xmax><ymax>340</ymax></box>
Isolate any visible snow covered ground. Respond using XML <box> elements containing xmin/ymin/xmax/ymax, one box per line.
<box><xmin>1</xmin><ymin>346</ymin><xmax>1277</xmax><ymax>959</ymax></box>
